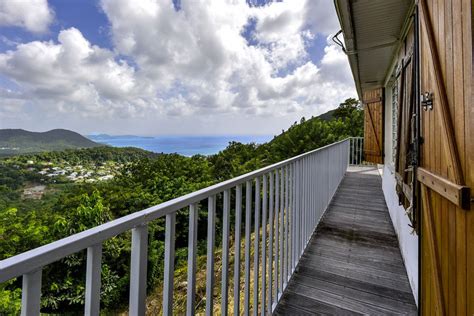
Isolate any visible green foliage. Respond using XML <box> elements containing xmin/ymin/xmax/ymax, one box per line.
<box><xmin>0</xmin><ymin>208</ymin><xmax>51</xmax><ymax>260</ymax></box>
<box><xmin>13</xmin><ymin>146</ymin><xmax>157</xmax><ymax>165</ymax></box>
<box><xmin>0</xmin><ymin>280</ymin><xmax>21</xmax><ymax>315</ymax></box>
<box><xmin>0</xmin><ymin>99</ymin><xmax>363</xmax><ymax>313</ymax></box>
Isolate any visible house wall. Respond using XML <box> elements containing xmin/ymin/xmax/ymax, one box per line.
<box><xmin>382</xmin><ymin>86</ymin><xmax>419</xmax><ymax>306</ymax></box>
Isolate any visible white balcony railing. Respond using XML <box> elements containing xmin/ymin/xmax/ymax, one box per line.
<box><xmin>0</xmin><ymin>138</ymin><xmax>354</xmax><ymax>315</ymax></box>
<box><xmin>349</xmin><ymin>136</ymin><xmax>364</xmax><ymax>165</ymax></box>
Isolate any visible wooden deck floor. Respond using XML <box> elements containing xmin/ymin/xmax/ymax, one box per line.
<box><xmin>275</xmin><ymin>166</ymin><xmax>418</xmax><ymax>315</ymax></box>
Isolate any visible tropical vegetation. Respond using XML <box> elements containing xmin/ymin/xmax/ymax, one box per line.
<box><xmin>0</xmin><ymin>98</ymin><xmax>363</xmax><ymax>314</ymax></box>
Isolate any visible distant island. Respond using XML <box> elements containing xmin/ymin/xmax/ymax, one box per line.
<box><xmin>0</xmin><ymin>129</ymin><xmax>102</xmax><ymax>155</ymax></box>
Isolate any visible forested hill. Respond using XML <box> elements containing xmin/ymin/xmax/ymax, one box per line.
<box><xmin>0</xmin><ymin>129</ymin><xmax>101</xmax><ymax>155</ymax></box>
<box><xmin>209</xmin><ymin>98</ymin><xmax>363</xmax><ymax>180</ymax></box>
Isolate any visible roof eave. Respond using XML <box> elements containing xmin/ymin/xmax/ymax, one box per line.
<box><xmin>334</xmin><ymin>0</ymin><xmax>363</xmax><ymax>100</ymax></box>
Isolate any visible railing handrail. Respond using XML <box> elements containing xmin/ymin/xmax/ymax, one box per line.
<box><xmin>0</xmin><ymin>138</ymin><xmax>350</xmax><ymax>283</ymax></box>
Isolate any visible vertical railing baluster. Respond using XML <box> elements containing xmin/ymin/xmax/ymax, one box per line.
<box><xmin>354</xmin><ymin>138</ymin><xmax>357</xmax><ymax>164</ymax></box>
<box><xmin>309</xmin><ymin>156</ymin><xmax>313</xmax><ymax>232</ymax></box>
<box><xmin>244</xmin><ymin>181</ymin><xmax>252</xmax><ymax>314</ymax></box>
<box><xmin>304</xmin><ymin>157</ymin><xmax>311</xmax><ymax>242</ymax></box>
<box><xmin>21</xmin><ymin>269</ymin><xmax>42</xmax><ymax>316</ymax></box>
<box><xmin>253</xmin><ymin>177</ymin><xmax>260</xmax><ymax>316</ymax></box>
<box><xmin>300</xmin><ymin>159</ymin><xmax>304</xmax><ymax>255</ymax></box>
<box><xmin>129</xmin><ymin>225</ymin><xmax>148</xmax><ymax>316</ymax></box>
<box><xmin>268</xmin><ymin>172</ymin><xmax>274</xmax><ymax>312</ymax></box>
<box><xmin>206</xmin><ymin>195</ymin><xmax>216</xmax><ymax>316</ymax></box>
<box><xmin>85</xmin><ymin>244</ymin><xmax>102</xmax><ymax>316</ymax></box>
<box><xmin>234</xmin><ymin>185</ymin><xmax>242</xmax><ymax>315</ymax></box>
<box><xmin>291</xmin><ymin>163</ymin><xmax>296</xmax><ymax>272</ymax></box>
<box><xmin>356</xmin><ymin>138</ymin><xmax>359</xmax><ymax>164</ymax></box>
<box><xmin>353</xmin><ymin>138</ymin><xmax>356</xmax><ymax>164</ymax></box>
<box><xmin>261</xmin><ymin>175</ymin><xmax>268</xmax><ymax>315</ymax></box>
<box><xmin>163</xmin><ymin>212</ymin><xmax>176</xmax><ymax>315</ymax></box>
<box><xmin>284</xmin><ymin>166</ymin><xmax>289</xmax><ymax>285</ymax></box>
<box><xmin>279</xmin><ymin>168</ymin><xmax>284</xmax><ymax>292</ymax></box>
<box><xmin>295</xmin><ymin>160</ymin><xmax>300</xmax><ymax>259</ymax></box>
<box><xmin>304</xmin><ymin>158</ymin><xmax>308</xmax><ymax>246</ymax></box>
<box><xmin>359</xmin><ymin>137</ymin><xmax>361</xmax><ymax>164</ymax></box>
<box><xmin>355</xmin><ymin>137</ymin><xmax>357</xmax><ymax>165</ymax></box>
<box><xmin>186</xmin><ymin>203</ymin><xmax>198</xmax><ymax>316</ymax></box>
<box><xmin>313</xmin><ymin>155</ymin><xmax>316</xmax><ymax>227</ymax></box>
<box><xmin>302</xmin><ymin>157</ymin><xmax>308</xmax><ymax>246</ymax></box>
<box><xmin>310</xmin><ymin>156</ymin><xmax>313</xmax><ymax>232</ymax></box>
<box><xmin>221</xmin><ymin>190</ymin><xmax>231</xmax><ymax>316</ymax></box>
<box><xmin>302</xmin><ymin>158</ymin><xmax>306</xmax><ymax>247</ymax></box>
<box><xmin>274</xmin><ymin>170</ymin><xmax>280</xmax><ymax>303</ymax></box>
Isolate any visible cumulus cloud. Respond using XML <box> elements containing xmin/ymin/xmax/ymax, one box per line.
<box><xmin>0</xmin><ymin>28</ymin><xmax>147</xmax><ymax>117</ymax></box>
<box><xmin>0</xmin><ymin>0</ymin><xmax>54</xmax><ymax>33</ymax></box>
<box><xmin>0</xmin><ymin>0</ymin><xmax>356</xmax><ymax>134</ymax></box>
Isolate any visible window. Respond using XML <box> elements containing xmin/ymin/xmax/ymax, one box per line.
<box><xmin>391</xmin><ymin>79</ymin><xmax>399</xmax><ymax>164</ymax></box>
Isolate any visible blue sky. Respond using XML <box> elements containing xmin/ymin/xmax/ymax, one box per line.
<box><xmin>0</xmin><ymin>0</ymin><xmax>355</xmax><ymax>136</ymax></box>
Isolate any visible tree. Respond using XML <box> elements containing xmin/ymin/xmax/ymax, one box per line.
<box><xmin>333</xmin><ymin>98</ymin><xmax>364</xmax><ymax>137</ymax></box>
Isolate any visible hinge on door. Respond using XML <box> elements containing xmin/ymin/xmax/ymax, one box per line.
<box><xmin>421</xmin><ymin>92</ymin><xmax>434</xmax><ymax>111</ymax></box>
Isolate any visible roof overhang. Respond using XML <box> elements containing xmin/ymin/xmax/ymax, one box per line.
<box><xmin>334</xmin><ymin>0</ymin><xmax>414</xmax><ymax>99</ymax></box>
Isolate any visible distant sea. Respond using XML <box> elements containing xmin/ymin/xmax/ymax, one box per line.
<box><xmin>87</xmin><ymin>134</ymin><xmax>272</xmax><ymax>156</ymax></box>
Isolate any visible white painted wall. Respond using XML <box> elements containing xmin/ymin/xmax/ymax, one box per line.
<box><xmin>381</xmin><ymin>86</ymin><xmax>419</xmax><ymax>306</ymax></box>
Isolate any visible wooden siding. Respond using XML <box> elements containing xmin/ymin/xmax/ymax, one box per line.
<box><xmin>418</xmin><ymin>0</ymin><xmax>473</xmax><ymax>315</ymax></box>
<box><xmin>275</xmin><ymin>167</ymin><xmax>417</xmax><ymax>315</ymax></box>
<box><xmin>363</xmin><ymin>88</ymin><xmax>384</xmax><ymax>164</ymax></box>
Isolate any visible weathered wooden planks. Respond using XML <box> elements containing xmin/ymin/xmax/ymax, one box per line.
<box><xmin>275</xmin><ymin>167</ymin><xmax>417</xmax><ymax>315</ymax></box>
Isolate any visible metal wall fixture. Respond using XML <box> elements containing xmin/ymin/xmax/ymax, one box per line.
<box><xmin>421</xmin><ymin>91</ymin><xmax>434</xmax><ymax>111</ymax></box>
<box><xmin>0</xmin><ymin>139</ymin><xmax>362</xmax><ymax>315</ymax></box>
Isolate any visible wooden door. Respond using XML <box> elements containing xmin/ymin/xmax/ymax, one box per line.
<box><xmin>363</xmin><ymin>88</ymin><xmax>383</xmax><ymax>164</ymax></box>
<box><xmin>418</xmin><ymin>0</ymin><xmax>473</xmax><ymax>315</ymax></box>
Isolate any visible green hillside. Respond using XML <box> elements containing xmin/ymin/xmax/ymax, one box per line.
<box><xmin>0</xmin><ymin>129</ymin><xmax>101</xmax><ymax>155</ymax></box>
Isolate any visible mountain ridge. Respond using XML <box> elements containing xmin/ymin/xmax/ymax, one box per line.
<box><xmin>0</xmin><ymin>128</ymin><xmax>102</xmax><ymax>155</ymax></box>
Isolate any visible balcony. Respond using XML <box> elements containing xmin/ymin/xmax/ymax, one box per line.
<box><xmin>275</xmin><ymin>166</ymin><xmax>417</xmax><ymax>315</ymax></box>
<box><xmin>0</xmin><ymin>138</ymin><xmax>416</xmax><ymax>315</ymax></box>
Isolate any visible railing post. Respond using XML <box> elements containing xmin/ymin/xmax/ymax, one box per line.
<box><xmin>129</xmin><ymin>225</ymin><xmax>148</xmax><ymax>316</ymax></box>
<box><xmin>253</xmin><ymin>177</ymin><xmax>260</xmax><ymax>316</ymax></box>
<box><xmin>303</xmin><ymin>158</ymin><xmax>307</xmax><ymax>247</ymax></box>
<box><xmin>268</xmin><ymin>172</ymin><xmax>274</xmax><ymax>312</ymax></box>
<box><xmin>85</xmin><ymin>244</ymin><xmax>102</xmax><ymax>316</ymax></box>
<box><xmin>295</xmin><ymin>160</ymin><xmax>300</xmax><ymax>260</ymax></box>
<box><xmin>234</xmin><ymin>185</ymin><xmax>242</xmax><ymax>315</ymax></box>
<box><xmin>284</xmin><ymin>166</ymin><xmax>289</xmax><ymax>285</ymax></box>
<box><xmin>205</xmin><ymin>195</ymin><xmax>216</xmax><ymax>316</ymax></box>
<box><xmin>21</xmin><ymin>269</ymin><xmax>42</xmax><ymax>316</ymax></box>
<box><xmin>221</xmin><ymin>190</ymin><xmax>231</xmax><ymax>316</ymax></box>
<box><xmin>186</xmin><ymin>204</ymin><xmax>198</xmax><ymax>316</ymax></box>
<box><xmin>163</xmin><ymin>212</ymin><xmax>176</xmax><ymax>315</ymax></box>
<box><xmin>261</xmin><ymin>175</ymin><xmax>268</xmax><ymax>316</ymax></box>
<box><xmin>290</xmin><ymin>162</ymin><xmax>296</xmax><ymax>273</ymax></box>
<box><xmin>279</xmin><ymin>168</ymin><xmax>284</xmax><ymax>292</ymax></box>
<box><xmin>244</xmin><ymin>180</ymin><xmax>252</xmax><ymax>314</ymax></box>
<box><xmin>274</xmin><ymin>170</ymin><xmax>280</xmax><ymax>303</ymax></box>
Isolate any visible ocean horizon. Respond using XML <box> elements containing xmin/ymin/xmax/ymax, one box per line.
<box><xmin>87</xmin><ymin>134</ymin><xmax>273</xmax><ymax>156</ymax></box>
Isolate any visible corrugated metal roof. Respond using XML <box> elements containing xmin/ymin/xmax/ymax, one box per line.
<box><xmin>334</xmin><ymin>0</ymin><xmax>413</xmax><ymax>98</ymax></box>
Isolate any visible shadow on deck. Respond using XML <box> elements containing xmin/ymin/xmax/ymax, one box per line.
<box><xmin>275</xmin><ymin>166</ymin><xmax>418</xmax><ymax>315</ymax></box>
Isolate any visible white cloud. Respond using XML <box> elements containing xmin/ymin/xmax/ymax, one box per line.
<box><xmin>0</xmin><ymin>0</ymin><xmax>54</xmax><ymax>33</ymax></box>
<box><xmin>0</xmin><ymin>0</ymin><xmax>356</xmax><ymax>135</ymax></box>
<box><xmin>0</xmin><ymin>28</ymin><xmax>145</xmax><ymax>117</ymax></box>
